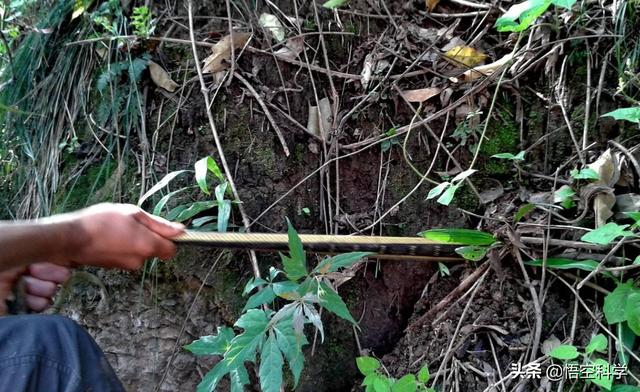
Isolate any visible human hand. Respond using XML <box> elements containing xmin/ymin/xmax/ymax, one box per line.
<box><xmin>60</xmin><ymin>203</ymin><xmax>184</xmax><ymax>270</ymax></box>
<box><xmin>0</xmin><ymin>262</ymin><xmax>71</xmax><ymax>314</ymax></box>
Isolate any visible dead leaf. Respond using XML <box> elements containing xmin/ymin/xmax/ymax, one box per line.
<box><xmin>426</xmin><ymin>0</ymin><xmax>440</xmax><ymax>11</ymax></box>
<box><xmin>594</xmin><ymin>192</ymin><xmax>616</xmax><ymax>227</ymax></box>
<box><xmin>274</xmin><ymin>36</ymin><xmax>304</xmax><ymax>60</ymax></box>
<box><xmin>258</xmin><ymin>13</ymin><xmax>285</xmax><ymax>42</ymax></box>
<box><xmin>451</xmin><ymin>53</ymin><xmax>514</xmax><ymax>83</ymax></box>
<box><xmin>149</xmin><ymin>61</ymin><xmax>179</xmax><ymax>92</ymax></box>
<box><xmin>443</xmin><ymin>46</ymin><xmax>488</xmax><ymax>67</ymax></box>
<box><xmin>306</xmin><ymin>98</ymin><xmax>331</xmax><ymax>141</ymax></box>
<box><xmin>588</xmin><ymin>149</ymin><xmax>620</xmax><ymax>187</ymax></box>
<box><xmin>202</xmin><ymin>32</ymin><xmax>251</xmax><ymax>74</ymax></box>
<box><xmin>440</xmin><ymin>37</ymin><xmax>466</xmax><ymax>52</ymax></box>
<box><xmin>360</xmin><ymin>53</ymin><xmax>375</xmax><ymax>89</ymax></box>
<box><xmin>400</xmin><ymin>87</ymin><xmax>441</xmax><ymax>103</ymax></box>
<box><xmin>542</xmin><ymin>335</ymin><xmax>561</xmax><ymax>355</ymax></box>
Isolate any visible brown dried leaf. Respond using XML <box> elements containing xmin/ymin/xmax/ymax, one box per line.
<box><xmin>400</xmin><ymin>87</ymin><xmax>441</xmax><ymax>103</ymax></box>
<box><xmin>452</xmin><ymin>53</ymin><xmax>514</xmax><ymax>83</ymax></box>
<box><xmin>149</xmin><ymin>61</ymin><xmax>179</xmax><ymax>92</ymax></box>
<box><xmin>274</xmin><ymin>36</ymin><xmax>305</xmax><ymax>60</ymax></box>
<box><xmin>202</xmin><ymin>32</ymin><xmax>251</xmax><ymax>74</ymax></box>
<box><xmin>426</xmin><ymin>0</ymin><xmax>440</xmax><ymax>11</ymax></box>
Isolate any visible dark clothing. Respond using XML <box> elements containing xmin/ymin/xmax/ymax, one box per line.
<box><xmin>0</xmin><ymin>315</ymin><xmax>124</xmax><ymax>392</ymax></box>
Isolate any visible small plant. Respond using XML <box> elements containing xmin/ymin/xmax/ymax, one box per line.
<box><xmin>426</xmin><ymin>169</ymin><xmax>476</xmax><ymax>206</ymax></box>
<box><xmin>419</xmin><ymin>228</ymin><xmax>497</xmax><ymax>262</ymax></box>
<box><xmin>491</xmin><ymin>151</ymin><xmax>526</xmax><ymax>161</ymax></box>
<box><xmin>495</xmin><ymin>0</ymin><xmax>577</xmax><ymax>32</ymax></box>
<box><xmin>601</xmin><ymin>107</ymin><xmax>640</xmax><ymax>124</ymax></box>
<box><xmin>131</xmin><ymin>6</ymin><xmax>154</xmax><ymax>37</ymax></box>
<box><xmin>184</xmin><ymin>222</ymin><xmax>372</xmax><ymax>391</ymax></box>
<box><xmin>356</xmin><ymin>356</ymin><xmax>434</xmax><ymax>392</ymax></box>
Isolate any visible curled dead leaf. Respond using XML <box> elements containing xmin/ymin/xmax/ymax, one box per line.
<box><xmin>443</xmin><ymin>46</ymin><xmax>488</xmax><ymax>67</ymax></box>
<box><xmin>149</xmin><ymin>61</ymin><xmax>179</xmax><ymax>92</ymax></box>
<box><xmin>274</xmin><ymin>36</ymin><xmax>305</xmax><ymax>60</ymax></box>
<box><xmin>258</xmin><ymin>13</ymin><xmax>285</xmax><ymax>42</ymax></box>
<box><xmin>202</xmin><ymin>32</ymin><xmax>251</xmax><ymax>74</ymax></box>
<box><xmin>451</xmin><ymin>53</ymin><xmax>514</xmax><ymax>83</ymax></box>
<box><xmin>426</xmin><ymin>0</ymin><xmax>440</xmax><ymax>11</ymax></box>
<box><xmin>307</xmin><ymin>97</ymin><xmax>332</xmax><ymax>141</ymax></box>
<box><xmin>400</xmin><ymin>87</ymin><xmax>442</xmax><ymax>103</ymax></box>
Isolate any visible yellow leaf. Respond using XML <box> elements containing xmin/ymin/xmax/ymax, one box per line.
<box><xmin>149</xmin><ymin>61</ymin><xmax>179</xmax><ymax>92</ymax></box>
<box><xmin>71</xmin><ymin>6</ymin><xmax>85</xmax><ymax>20</ymax></box>
<box><xmin>202</xmin><ymin>32</ymin><xmax>251</xmax><ymax>74</ymax></box>
<box><xmin>444</xmin><ymin>46</ymin><xmax>488</xmax><ymax>67</ymax></box>
<box><xmin>426</xmin><ymin>0</ymin><xmax>440</xmax><ymax>11</ymax></box>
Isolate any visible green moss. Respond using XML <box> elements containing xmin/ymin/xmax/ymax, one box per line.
<box><xmin>452</xmin><ymin>184</ymin><xmax>478</xmax><ymax>211</ymax></box>
<box><xmin>479</xmin><ymin>110</ymin><xmax>519</xmax><ymax>176</ymax></box>
<box><xmin>53</xmin><ymin>158</ymin><xmax>115</xmax><ymax>213</ymax></box>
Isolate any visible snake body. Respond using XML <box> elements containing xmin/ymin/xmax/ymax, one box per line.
<box><xmin>174</xmin><ymin>231</ymin><xmax>464</xmax><ymax>261</ymax></box>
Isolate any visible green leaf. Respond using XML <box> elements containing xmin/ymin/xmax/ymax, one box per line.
<box><xmin>152</xmin><ymin>188</ymin><xmax>187</xmax><ymax>216</ymax></box>
<box><xmin>581</xmin><ymin>222</ymin><xmax>634</xmax><ymax>246</ymax></box>
<box><xmin>625</xmin><ymin>211</ymin><xmax>640</xmax><ymax>225</ymax></box>
<box><xmin>274</xmin><ymin>318</ymin><xmax>307</xmax><ymax>386</ymax></box>
<box><xmin>514</xmin><ymin>203</ymin><xmax>535</xmax><ymax>223</ymax></box>
<box><xmin>184</xmin><ymin>326</ymin><xmax>235</xmax><ymax>356</ymax></box>
<box><xmin>553</xmin><ymin>185</ymin><xmax>576</xmax><ymax>209</ymax></box>
<box><xmin>451</xmin><ymin>169</ymin><xmax>476</xmax><ymax>183</ymax></box>
<box><xmin>589</xmin><ymin>358</ymin><xmax>613</xmax><ymax>391</ymax></box>
<box><xmin>313</xmin><ymin>252</ymin><xmax>373</xmax><ymax>274</ymax></box>
<box><xmin>230</xmin><ymin>366</ymin><xmax>250</xmax><ymax>392</ymax></box>
<box><xmin>302</xmin><ymin>303</ymin><xmax>325</xmax><ymax>342</ymax></box>
<box><xmin>426</xmin><ymin>182</ymin><xmax>450</xmax><ymax>200</ymax></box>
<box><xmin>418</xmin><ymin>365</ymin><xmax>430</xmax><ymax>383</ymax></box>
<box><xmin>272</xmin><ymin>281</ymin><xmax>301</xmax><ymax>300</ymax></box>
<box><xmin>604</xmin><ymin>282</ymin><xmax>637</xmax><ymax>324</ymax></box>
<box><xmin>392</xmin><ymin>374</ymin><xmax>417</xmax><ymax>392</ymax></box>
<box><xmin>549</xmin><ymin>344</ymin><xmax>579</xmax><ymax>360</ymax></box>
<box><xmin>617</xmin><ymin>322</ymin><xmax>635</xmax><ymax>366</ymax></box>
<box><xmin>243</xmin><ymin>286</ymin><xmax>276</xmax><ymax>311</ymax></box>
<box><xmin>625</xmin><ymin>292</ymin><xmax>640</xmax><ymax>335</ymax></box>
<box><xmin>259</xmin><ymin>333</ymin><xmax>284</xmax><ymax>392</ymax></box>
<box><xmin>322</xmin><ymin>0</ymin><xmax>348</xmax><ymax>9</ymax></box>
<box><xmin>419</xmin><ymin>229</ymin><xmax>496</xmax><ymax>246</ymax></box>
<box><xmin>373</xmin><ymin>376</ymin><xmax>392</xmax><ymax>392</ymax></box>
<box><xmin>138</xmin><ymin>170</ymin><xmax>188</xmax><ymax>206</ymax></box>
<box><xmin>195</xmin><ymin>157</ymin><xmax>212</xmax><ymax>195</ymax></box>
<box><xmin>437</xmin><ymin>183</ymin><xmax>460</xmax><ymax>205</ymax></box>
<box><xmin>356</xmin><ymin>356</ymin><xmax>381</xmax><ymax>376</ymax></box>
<box><xmin>173</xmin><ymin>201</ymin><xmax>217</xmax><ymax>222</ymax></box>
<box><xmin>196</xmin><ymin>360</ymin><xmax>232</xmax><ymax>392</ymax></box>
<box><xmin>570</xmin><ymin>168</ymin><xmax>600</xmax><ymax>180</ymax></box>
<box><xmin>243</xmin><ymin>277</ymin><xmax>268</xmax><ymax>295</ymax></box>
<box><xmin>491</xmin><ymin>151</ymin><xmax>526</xmax><ymax>161</ymax></box>
<box><xmin>225</xmin><ymin>309</ymin><xmax>270</xmax><ymax>367</ymax></box>
<box><xmin>612</xmin><ymin>385</ymin><xmax>640</xmax><ymax>392</ymax></box>
<box><xmin>217</xmin><ymin>200</ymin><xmax>231</xmax><ymax>232</ymax></box>
<box><xmin>524</xmin><ymin>258</ymin><xmax>598</xmax><ymax>272</ymax></box>
<box><xmin>282</xmin><ymin>220</ymin><xmax>308</xmax><ymax>281</ymax></box>
<box><xmin>585</xmin><ymin>334</ymin><xmax>607</xmax><ymax>354</ymax></box>
<box><xmin>318</xmin><ymin>281</ymin><xmax>357</xmax><ymax>325</ymax></box>
<box><xmin>438</xmin><ymin>262</ymin><xmax>450</xmax><ymax>276</ymax></box>
<box><xmin>550</xmin><ymin>0</ymin><xmax>576</xmax><ymax>7</ymax></box>
<box><xmin>495</xmin><ymin>0</ymin><xmax>552</xmax><ymax>32</ymax></box>
<box><xmin>454</xmin><ymin>245</ymin><xmax>488</xmax><ymax>261</ymax></box>
<box><xmin>602</xmin><ymin>107</ymin><xmax>640</xmax><ymax>124</ymax></box>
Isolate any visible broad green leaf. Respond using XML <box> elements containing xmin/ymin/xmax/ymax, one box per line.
<box><xmin>581</xmin><ymin>222</ymin><xmax>634</xmax><ymax>246</ymax></box>
<box><xmin>259</xmin><ymin>333</ymin><xmax>284</xmax><ymax>392</ymax></box>
<box><xmin>373</xmin><ymin>376</ymin><xmax>392</xmax><ymax>392</ymax></box>
<box><xmin>194</xmin><ymin>156</ymin><xmax>225</xmax><ymax>196</ymax></box>
<box><xmin>524</xmin><ymin>258</ymin><xmax>598</xmax><ymax>272</ymax></box>
<box><xmin>549</xmin><ymin>344</ymin><xmax>579</xmax><ymax>360</ymax></box>
<box><xmin>589</xmin><ymin>358</ymin><xmax>613</xmax><ymax>391</ymax></box>
<box><xmin>313</xmin><ymin>252</ymin><xmax>373</xmax><ymax>274</ymax></box>
<box><xmin>184</xmin><ymin>326</ymin><xmax>235</xmax><ymax>356</ymax></box>
<box><xmin>602</xmin><ymin>107</ymin><xmax>640</xmax><ymax>124</ymax></box>
<box><xmin>419</xmin><ymin>229</ymin><xmax>496</xmax><ymax>246</ymax></box>
<box><xmin>192</xmin><ymin>216</ymin><xmax>216</xmax><ymax>227</ymax></box>
<box><xmin>451</xmin><ymin>169</ymin><xmax>476</xmax><ymax>183</ymax></box>
<box><xmin>514</xmin><ymin>203</ymin><xmax>535</xmax><ymax>223</ymax></box>
<box><xmin>217</xmin><ymin>200</ymin><xmax>231</xmax><ymax>232</ymax></box>
<box><xmin>454</xmin><ymin>245</ymin><xmax>488</xmax><ymax>261</ymax></box>
<box><xmin>625</xmin><ymin>211</ymin><xmax>640</xmax><ymax>229</ymax></box>
<box><xmin>272</xmin><ymin>281</ymin><xmax>301</xmax><ymax>300</ymax></box>
<box><xmin>617</xmin><ymin>322</ymin><xmax>635</xmax><ymax>366</ymax></box>
<box><xmin>551</xmin><ymin>0</ymin><xmax>576</xmax><ymax>7</ymax></box>
<box><xmin>437</xmin><ymin>183</ymin><xmax>460</xmax><ymax>205</ymax></box>
<box><xmin>322</xmin><ymin>0</ymin><xmax>348</xmax><ymax>8</ymax></box>
<box><xmin>363</xmin><ymin>373</ymin><xmax>377</xmax><ymax>387</ymax></box>
<box><xmin>491</xmin><ymin>151</ymin><xmax>526</xmax><ymax>161</ymax></box>
<box><xmin>625</xmin><ymin>292</ymin><xmax>640</xmax><ymax>335</ymax></box>
<box><xmin>274</xmin><ymin>318</ymin><xmax>307</xmax><ymax>386</ymax></box>
<box><xmin>243</xmin><ymin>277</ymin><xmax>268</xmax><ymax>295</ymax></box>
<box><xmin>570</xmin><ymin>168</ymin><xmax>600</xmax><ymax>180</ymax></box>
<box><xmin>392</xmin><ymin>374</ymin><xmax>417</xmax><ymax>392</ymax></box>
<box><xmin>225</xmin><ymin>309</ymin><xmax>270</xmax><ymax>367</ymax></box>
<box><xmin>282</xmin><ymin>220</ymin><xmax>308</xmax><ymax>281</ymax></box>
<box><xmin>196</xmin><ymin>360</ymin><xmax>232</xmax><ymax>392</ymax></box>
<box><xmin>585</xmin><ymin>334</ymin><xmax>607</xmax><ymax>354</ymax></box>
<box><xmin>243</xmin><ymin>286</ymin><xmax>276</xmax><ymax>311</ymax></box>
<box><xmin>138</xmin><ymin>170</ymin><xmax>188</xmax><ymax>206</ymax></box>
<box><xmin>604</xmin><ymin>282</ymin><xmax>637</xmax><ymax>324</ymax></box>
<box><xmin>318</xmin><ymin>281</ymin><xmax>357</xmax><ymax>325</ymax></box>
<box><xmin>230</xmin><ymin>366</ymin><xmax>250</xmax><ymax>392</ymax></box>
<box><xmin>553</xmin><ymin>185</ymin><xmax>575</xmax><ymax>209</ymax></box>
<box><xmin>418</xmin><ymin>365</ymin><xmax>430</xmax><ymax>383</ymax></box>
<box><xmin>356</xmin><ymin>356</ymin><xmax>381</xmax><ymax>376</ymax></box>
<box><xmin>302</xmin><ymin>303</ymin><xmax>324</xmax><ymax>342</ymax></box>
<box><xmin>166</xmin><ymin>204</ymin><xmax>189</xmax><ymax>221</ymax></box>
<box><xmin>153</xmin><ymin>188</ymin><xmax>187</xmax><ymax>216</ymax></box>
<box><xmin>427</xmin><ymin>182</ymin><xmax>450</xmax><ymax>200</ymax></box>
<box><xmin>495</xmin><ymin>0</ymin><xmax>551</xmax><ymax>32</ymax></box>
<box><xmin>612</xmin><ymin>385</ymin><xmax>640</xmax><ymax>392</ymax></box>
<box><xmin>173</xmin><ymin>201</ymin><xmax>217</xmax><ymax>222</ymax></box>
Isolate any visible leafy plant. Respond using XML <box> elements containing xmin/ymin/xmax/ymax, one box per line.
<box><xmin>495</xmin><ymin>0</ymin><xmax>577</xmax><ymax>32</ymax></box>
<box><xmin>356</xmin><ymin>356</ymin><xmax>435</xmax><ymax>392</ymax></box>
<box><xmin>131</xmin><ymin>6</ymin><xmax>154</xmax><ymax>37</ymax></box>
<box><xmin>553</xmin><ymin>185</ymin><xmax>576</xmax><ymax>209</ymax></box>
<box><xmin>381</xmin><ymin>128</ymin><xmax>401</xmax><ymax>152</ymax></box>
<box><xmin>491</xmin><ymin>151</ymin><xmax>526</xmax><ymax>161</ymax></box>
<box><xmin>322</xmin><ymin>0</ymin><xmax>348</xmax><ymax>9</ymax></box>
<box><xmin>419</xmin><ymin>229</ymin><xmax>496</xmax><ymax>261</ymax></box>
<box><xmin>581</xmin><ymin>223</ymin><xmax>634</xmax><ymax>246</ymax></box>
<box><xmin>570</xmin><ymin>168</ymin><xmax>600</xmax><ymax>180</ymax></box>
<box><xmin>602</xmin><ymin>107</ymin><xmax>640</xmax><ymax>124</ymax></box>
<box><xmin>185</xmin><ymin>222</ymin><xmax>372</xmax><ymax>391</ymax></box>
<box><xmin>426</xmin><ymin>169</ymin><xmax>476</xmax><ymax>206</ymax></box>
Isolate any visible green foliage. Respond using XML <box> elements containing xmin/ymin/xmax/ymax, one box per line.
<box><xmin>322</xmin><ymin>0</ymin><xmax>349</xmax><ymax>9</ymax></box>
<box><xmin>426</xmin><ymin>169</ymin><xmax>476</xmax><ymax>206</ymax></box>
<box><xmin>491</xmin><ymin>151</ymin><xmax>526</xmax><ymax>161</ymax></box>
<box><xmin>454</xmin><ymin>245</ymin><xmax>488</xmax><ymax>261</ymax></box>
<box><xmin>514</xmin><ymin>203</ymin><xmax>535</xmax><ymax>223</ymax></box>
<box><xmin>524</xmin><ymin>258</ymin><xmax>599</xmax><ymax>271</ymax></box>
<box><xmin>356</xmin><ymin>356</ymin><xmax>434</xmax><ymax>392</ymax></box>
<box><xmin>553</xmin><ymin>185</ymin><xmax>576</xmax><ymax>209</ymax></box>
<box><xmin>381</xmin><ymin>128</ymin><xmax>400</xmax><ymax>152</ymax></box>
<box><xmin>602</xmin><ymin>107</ymin><xmax>640</xmax><ymax>124</ymax></box>
<box><xmin>585</xmin><ymin>334</ymin><xmax>608</xmax><ymax>355</ymax></box>
<box><xmin>570</xmin><ymin>168</ymin><xmax>600</xmax><ymax>180</ymax></box>
<box><xmin>550</xmin><ymin>344</ymin><xmax>579</xmax><ymax>360</ymax></box>
<box><xmin>131</xmin><ymin>6</ymin><xmax>154</xmax><ymax>37</ymax></box>
<box><xmin>604</xmin><ymin>282</ymin><xmax>637</xmax><ymax>324</ymax></box>
<box><xmin>495</xmin><ymin>0</ymin><xmax>576</xmax><ymax>32</ymax></box>
<box><xmin>418</xmin><ymin>228</ymin><xmax>496</xmax><ymax>246</ymax></box>
<box><xmin>186</xmin><ymin>224</ymin><xmax>371</xmax><ymax>391</ymax></box>
<box><xmin>581</xmin><ymin>223</ymin><xmax>634</xmax><ymax>246</ymax></box>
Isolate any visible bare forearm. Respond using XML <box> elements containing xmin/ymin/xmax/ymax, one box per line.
<box><xmin>0</xmin><ymin>221</ymin><xmax>74</xmax><ymax>271</ymax></box>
